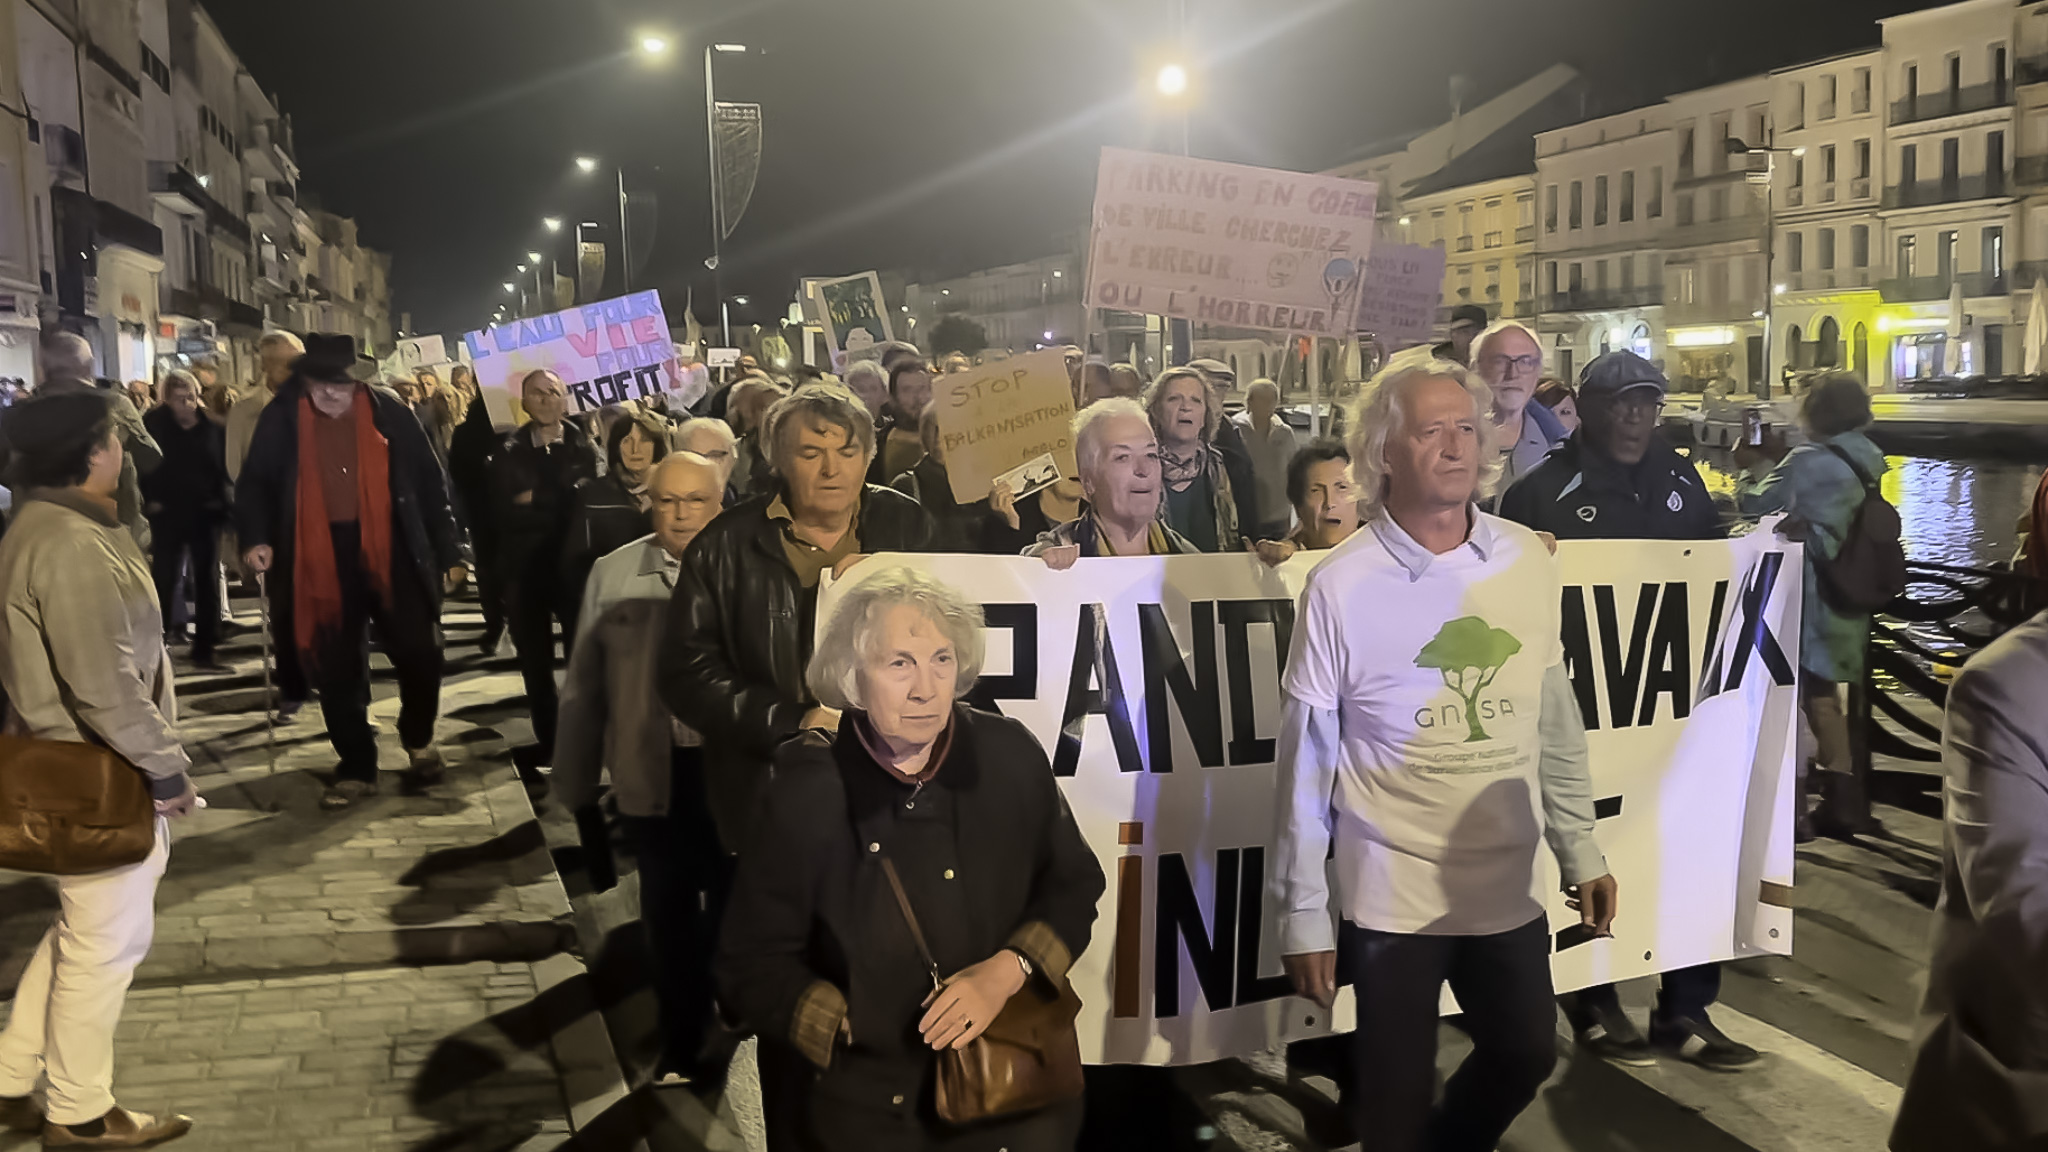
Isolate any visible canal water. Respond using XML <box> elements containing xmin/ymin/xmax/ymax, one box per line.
<box><xmin>1689</xmin><ymin>445</ymin><xmax>2044</xmax><ymax>572</ymax></box>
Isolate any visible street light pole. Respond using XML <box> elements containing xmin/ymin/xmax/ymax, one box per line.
<box><xmin>1731</xmin><ymin>136</ymin><xmax>1803</xmax><ymax>400</ymax></box>
<box><xmin>619</xmin><ymin>166</ymin><xmax>632</xmax><ymax>293</ymax></box>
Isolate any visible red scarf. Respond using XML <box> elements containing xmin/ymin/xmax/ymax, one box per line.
<box><xmin>292</xmin><ymin>390</ymin><xmax>394</xmax><ymax>666</ymax></box>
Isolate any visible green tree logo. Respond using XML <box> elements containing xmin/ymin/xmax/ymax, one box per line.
<box><xmin>1413</xmin><ymin>616</ymin><xmax>1524</xmax><ymax>743</ymax></box>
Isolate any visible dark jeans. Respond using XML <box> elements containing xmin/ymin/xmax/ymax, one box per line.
<box><xmin>148</xmin><ymin>516</ymin><xmax>219</xmax><ymax>658</ymax></box>
<box><xmin>470</xmin><ymin>526</ymin><xmax>506</xmax><ymax>636</ymax></box>
<box><xmin>505</xmin><ymin>568</ymin><xmax>572</xmax><ymax>754</ymax></box>
<box><xmin>1340</xmin><ymin>916</ymin><xmax>1557</xmax><ymax>1152</ymax></box>
<box><xmin>261</xmin><ymin>566</ymin><xmax>310</xmax><ymax>704</ymax></box>
<box><xmin>303</xmin><ymin>523</ymin><xmax>444</xmax><ymax>781</ymax></box>
<box><xmin>1563</xmin><ymin>963</ymin><xmax>1723</xmax><ymax>1030</ymax></box>
<box><xmin>619</xmin><ymin>748</ymin><xmax>732</xmax><ymax>1075</ymax></box>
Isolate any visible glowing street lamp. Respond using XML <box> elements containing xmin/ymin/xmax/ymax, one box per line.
<box><xmin>575</xmin><ymin>156</ymin><xmax>598</xmax><ymax>174</ymax></box>
<box><xmin>639</xmin><ymin>33</ymin><xmax>671</xmax><ymax>58</ymax></box>
<box><xmin>503</xmin><ymin>283</ymin><xmax>515</xmax><ymax>293</ymax></box>
<box><xmin>1156</xmin><ymin>62</ymin><xmax>1188</xmax><ymax>97</ymax></box>
<box><xmin>542</xmin><ymin>217</ymin><xmax>561</xmax><ymax>232</ymax></box>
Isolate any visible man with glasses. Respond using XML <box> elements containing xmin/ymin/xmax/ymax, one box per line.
<box><xmin>1498</xmin><ymin>350</ymin><xmax>1746</xmax><ymax>1071</ymax></box>
<box><xmin>1471</xmin><ymin>321</ymin><xmax>1569</xmax><ymax>501</ymax></box>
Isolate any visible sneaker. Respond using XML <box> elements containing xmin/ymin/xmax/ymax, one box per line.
<box><xmin>405</xmin><ymin>745</ymin><xmax>446</xmax><ymax>787</ymax></box>
<box><xmin>1651</xmin><ymin>1014</ymin><xmax>1762</xmax><ymax>1071</ymax></box>
<box><xmin>320</xmin><ymin>778</ymin><xmax>379</xmax><ymax>811</ymax></box>
<box><xmin>1574</xmin><ymin>1002</ymin><xmax>1655</xmax><ymax>1067</ymax></box>
<box><xmin>272</xmin><ymin>698</ymin><xmax>305</xmax><ymax>723</ymax></box>
<box><xmin>0</xmin><ymin>1095</ymin><xmax>40</xmax><ymax>1133</ymax></box>
<box><xmin>42</xmin><ymin>1106</ymin><xmax>192</xmax><ymax>1147</ymax></box>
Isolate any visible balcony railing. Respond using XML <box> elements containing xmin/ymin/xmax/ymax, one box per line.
<box><xmin>1891</xmin><ymin>81</ymin><xmax>2012</xmax><ymax>126</ymax></box>
<box><xmin>1783</xmin><ymin>268</ymin><xmax>1877</xmax><ymax>292</ymax></box>
<box><xmin>1456</xmin><ymin>236</ymin><xmax>1473</xmax><ymax>252</ymax></box>
<box><xmin>1882</xmin><ymin>174</ymin><xmax>2012</xmax><ymax>209</ymax></box>
<box><xmin>2019</xmin><ymin>154</ymin><xmax>2048</xmax><ymax>186</ymax></box>
<box><xmin>1540</xmin><ymin>285</ymin><xmax>1664</xmax><ymax>312</ymax></box>
<box><xmin>1879</xmin><ymin>271</ymin><xmax>2009</xmax><ymax>302</ymax></box>
<box><xmin>1515</xmin><ymin>224</ymin><xmax>1536</xmax><ymax>243</ymax></box>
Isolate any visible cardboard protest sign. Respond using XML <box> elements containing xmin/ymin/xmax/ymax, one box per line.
<box><xmin>1086</xmin><ymin>147</ymin><xmax>1377</xmax><ymax>336</ymax></box>
<box><xmin>812</xmin><ymin>272</ymin><xmax>892</xmax><ymax>359</ymax></box>
<box><xmin>460</xmin><ymin>290</ymin><xmax>680</xmax><ymax>422</ymax></box>
<box><xmin>397</xmin><ymin>334</ymin><xmax>445</xmax><ymax>370</ymax></box>
<box><xmin>933</xmin><ymin>347</ymin><xmax>1077</xmax><ymax>504</ymax></box>
<box><xmin>1354</xmin><ymin>243</ymin><xmax>1447</xmax><ymax>349</ymax></box>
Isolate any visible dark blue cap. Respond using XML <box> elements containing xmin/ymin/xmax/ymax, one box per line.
<box><xmin>1579</xmin><ymin>350</ymin><xmax>1667</xmax><ymax>403</ymax></box>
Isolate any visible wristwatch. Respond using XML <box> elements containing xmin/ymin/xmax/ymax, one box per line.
<box><xmin>1010</xmin><ymin>949</ymin><xmax>1034</xmax><ymax>979</ymax></box>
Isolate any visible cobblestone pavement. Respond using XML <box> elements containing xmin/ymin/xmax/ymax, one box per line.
<box><xmin>0</xmin><ymin>595</ymin><xmax>629</xmax><ymax>1152</ymax></box>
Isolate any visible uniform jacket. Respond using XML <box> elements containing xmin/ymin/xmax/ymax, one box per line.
<box><xmin>234</xmin><ymin>380</ymin><xmax>462</xmax><ymax>606</ymax></box>
<box><xmin>1891</xmin><ymin>613</ymin><xmax>2048</xmax><ymax>1152</ymax></box>
<box><xmin>657</xmin><ymin>484</ymin><xmax>933</xmax><ymax>847</ymax></box>
<box><xmin>554</xmin><ymin>535</ymin><xmax>692</xmax><ymax>817</ymax></box>
<box><xmin>1496</xmin><ymin>432</ymin><xmax>1722</xmax><ymax>543</ymax></box>
<box><xmin>0</xmin><ymin>489</ymin><xmax>190</xmax><ymax>799</ymax></box>
<box><xmin>1739</xmin><ymin>431</ymin><xmax>1888</xmax><ymax>683</ymax></box>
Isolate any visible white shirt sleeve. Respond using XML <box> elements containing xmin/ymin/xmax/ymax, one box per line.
<box><xmin>1273</xmin><ymin>697</ymin><xmax>1343</xmax><ymax>955</ymax></box>
<box><xmin>1281</xmin><ymin>582</ymin><xmax>1344</xmax><ymax>710</ymax></box>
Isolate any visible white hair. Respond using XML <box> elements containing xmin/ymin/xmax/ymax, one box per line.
<box><xmin>257</xmin><ymin>331</ymin><xmax>304</xmax><ymax>357</ymax></box>
<box><xmin>1073</xmin><ymin>396</ymin><xmax>1150</xmax><ymax>479</ymax></box>
<box><xmin>1471</xmin><ymin>320</ymin><xmax>1542</xmax><ymax>370</ymax></box>
<box><xmin>40</xmin><ymin>332</ymin><xmax>93</xmax><ymax>383</ymax></box>
<box><xmin>1346</xmin><ymin>359</ymin><xmax>1501</xmax><ymax>521</ymax></box>
<box><xmin>806</xmin><ymin>566</ymin><xmax>985</xmax><ymax>711</ymax></box>
<box><xmin>843</xmin><ymin>359</ymin><xmax>886</xmax><ymax>389</ymax></box>
<box><xmin>675</xmin><ymin>416</ymin><xmax>737</xmax><ymax>450</ymax></box>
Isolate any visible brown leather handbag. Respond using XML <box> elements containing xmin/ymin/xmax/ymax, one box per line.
<box><xmin>879</xmin><ymin>857</ymin><xmax>1085</xmax><ymax>1124</ymax></box>
<box><xmin>0</xmin><ymin>735</ymin><xmax>156</xmax><ymax>875</ymax></box>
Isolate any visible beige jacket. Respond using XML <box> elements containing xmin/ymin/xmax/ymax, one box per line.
<box><xmin>225</xmin><ymin>387</ymin><xmax>272</xmax><ymax>481</ymax></box>
<box><xmin>0</xmin><ymin>489</ymin><xmax>190</xmax><ymax>799</ymax></box>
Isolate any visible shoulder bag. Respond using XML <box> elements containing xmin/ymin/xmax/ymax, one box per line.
<box><xmin>0</xmin><ymin>735</ymin><xmax>156</xmax><ymax>875</ymax></box>
<box><xmin>878</xmin><ymin>856</ymin><xmax>1085</xmax><ymax>1124</ymax></box>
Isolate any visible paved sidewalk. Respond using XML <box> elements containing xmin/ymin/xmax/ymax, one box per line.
<box><xmin>0</xmin><ymin>598</ymin><xmax>630</xmax><ymax>1152</ymax></box>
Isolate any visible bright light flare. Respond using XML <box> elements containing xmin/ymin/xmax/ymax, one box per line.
<box><xmin>1156</xmin><ymin>63</ymin><xmax>1188</xmax><ymax>97</ymax></box>
<box><xmin>575</xmin><ymin>156</ymin><xmax>599</xmax><ymax>174</ymax></box>
<box><xmin>542</xmin><ymin>217</ymin><xmax>561</xmax><ymax>232</ymax></box>
<box><xmin>639</xmin><ymin>34</ymin><xmax>671</xmax><ymax>57</ymax></box>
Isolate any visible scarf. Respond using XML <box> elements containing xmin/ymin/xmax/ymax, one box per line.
<box><xmin>1093</xmin><ymin>516</ymin><xmax>1173</xmax><ymax>556</ymax></box>
<box><xmin>292</xmin><ymin>390</ymin><xmax>395</xmax><ymax>668</ymax></box>
<box><xmin>1159</xmin><ymin>441</ymin><xmax>1212</xmax><ymax>488</ymax></box>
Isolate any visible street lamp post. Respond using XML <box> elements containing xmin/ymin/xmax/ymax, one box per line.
<box><xmin>1728</xmin><ymin>136</ymin><xmax>1804</xmax><ymax>400</ymax></box>
<box><xmin>705</xmin><ymin>43</ymin><xmax>748</xmax><ymax>346</ymax></box>
<box><xmin>573</xmin><ymin>155</ymin><xmax>634</xmax><ymax>294</ymax></box>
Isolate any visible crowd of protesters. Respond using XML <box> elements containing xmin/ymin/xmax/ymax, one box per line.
<box><xmin>0</xmin><ymin>317</ymin><xmax>2031</xmax><ymax>1152</ymax></box>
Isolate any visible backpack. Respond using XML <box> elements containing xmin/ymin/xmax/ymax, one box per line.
<box><xmin>1812</xmin><ymin>442</ymin><xmax>1906</xmax><ymax>614</ymax></box>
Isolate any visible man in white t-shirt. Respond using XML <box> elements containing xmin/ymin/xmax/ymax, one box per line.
<box><xmin>1271</xmin><ymin>358</ymin><xmax>1618</xmax><ymax>1152</ymax></box>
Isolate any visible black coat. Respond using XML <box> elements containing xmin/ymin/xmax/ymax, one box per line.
<box><xmin>1497</xmin><ymin>433</ymin><xmax>1725</xmax><ymax>542</ymax></box>
<box><xmin>140</xmin><ymin>407</ymin><xmax>229</xmax><ymax>525</ymax></box>
<box><xmin>718</xmin><ymin>705</ymin><xmax>1104</xmax><ymax>1141</ymax></box>
<box><xmin>890</xmin><ymin>456</ymin><xmax>1005</xmax><ymax>554</ymax></box>
<box><xmin>561</xmin><ymin>473</ymin><xmax>650</xmax><ymax>605</ymax></box>
<box><xmin>234</xmin><ymin>380</ymin><xmax>461</xmax><ymax>606</ymax></box>
<box><xmin>658</xmin><ymin>484</ymin><xmax>934</xmax><ymax>845</ymax></box>
<box><xmin>446</xmin><ymin>394</ymin><xmax>499</xmax><ymax>540</ymax></box>
<box><xmin>489</xmin><ymin>421</ymin><xmax>601</xmax><ymax>578</ymax></box>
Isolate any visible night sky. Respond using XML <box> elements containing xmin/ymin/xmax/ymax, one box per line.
<box><xmin>206</xmin><ymin>0</ymin><xmax>1930</xmax><ymax>341</ymax></box>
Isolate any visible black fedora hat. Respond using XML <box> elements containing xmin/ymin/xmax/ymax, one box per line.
<box><xmin>293</xmin><ymin>333</ymin><xmax>359</xmax><ymax>384</ymax></box>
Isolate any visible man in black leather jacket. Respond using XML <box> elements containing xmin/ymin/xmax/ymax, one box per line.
<box><xmin>658</xmin><ymin>384</ymin><xmax>933</xmax><ymax>854</ymax></box>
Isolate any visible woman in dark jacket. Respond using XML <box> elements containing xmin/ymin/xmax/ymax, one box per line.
<box><xmin>446</xmin><ymin>365</ymin><xmax>506</xmax><ymax>652</ymax></box>
<box><xmin>561</xmin><ymin>410</ymin><xmax>668</xmax><ymax>624</ymax></box>
<box><xmin>719</xmin><ymin>566</ymin><xmax>1104</xmax><ymax>1150</ymax></box>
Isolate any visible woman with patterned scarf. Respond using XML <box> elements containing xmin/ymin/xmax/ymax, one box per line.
<box><xmin>1143</xmin><ymin>366</ymin><xmax>1242</xmax><ymax>553</ymax></box>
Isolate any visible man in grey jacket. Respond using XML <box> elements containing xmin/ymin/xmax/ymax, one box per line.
<box><xmin>1890</xmin><ymin>612</ymin><xmax>2048</xmax><ymax>1151</ymax></box>
<box><xmin>554</xmin><ymin>451</ymin><xmax>726</xmax><ymax>1085</ymax></box>
<box><xmin>1272</xmin><ymin>360</ymin><xmax>1617</xmax><ymax>1152</ymax></box>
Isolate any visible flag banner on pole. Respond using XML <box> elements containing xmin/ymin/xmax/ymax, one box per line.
<box><xmin>577</xmin><ymin>241</ymin><xmax>606</xmax><ymax>305</ymax></box>
<box><xmin>714</xmin><ymin>102</ymin><xmax>763</xmax><ymax>241</ymax></box>
<box><xmin>1085</xmin><ymin>147</ymin><xmax>1378</xmax><ymax>337</ymax></box>
<box><xmin>819</xmin><ymin>533</ymin><xmax>1800</xmax><ymax>1065</ymax></box>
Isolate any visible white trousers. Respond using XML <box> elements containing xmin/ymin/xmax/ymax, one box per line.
<box><xmin>0</xmin><ymin>819</ymin><xmax>169</xmax><ymax>1124</ymax></box>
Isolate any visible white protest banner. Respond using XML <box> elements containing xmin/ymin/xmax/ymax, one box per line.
<box><xmin>707</xmin><ymin>347</ymin><xmax>742</xmax><ymax>369</ymax></box>
<box><xmin>933</xmin><ymin>347</ymin><xmax>1077</xmax><ymax>504</ymax></box>
<box><xmin>822</xmin><ymin>533</ymin><xmax>1799</xmax><ymax>1065</ymax></box>
<box><xmin>1355</xmin><ymin>243</ymin><xmax>1448</xmax><ymax>349</ymax></box>
<box><xmin>460</xmin><ymin>290</ymin><xmax>679</xmax><ymax>422</ymax></box>
<box><xmin>1086</xmin><ymin>147</ymin><xmax>1377</xmax><ymax>336</ymax></box>
<box><xmin>397</xmin><ymin>334</ymin><xmax>446</xmax><ymax>370</ymax></box>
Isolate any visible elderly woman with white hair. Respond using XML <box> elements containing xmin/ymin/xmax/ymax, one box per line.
<box><xmin>719</xmin><ymin>566</ymin><xmax>1103</xmax><ymax>1149</ymax></box>
<box><xmin>1026</xmin><ymin>397</ymin><xmax>1194</xmax><ymax>565</ymax></box>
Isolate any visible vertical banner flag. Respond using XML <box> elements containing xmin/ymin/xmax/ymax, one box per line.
<box><xmin>397</xmin><ymin>334</ymin><xmax>446</xmax><ymax>371</ymax></box>
<box><xmin>1086</xmin><ymin>147</ymin><xmax>1378</xmax><ymax>336</ymax></box>
<box><xmin>713</xmin><ymin>102</ymin><xmax>764</xmax><ymax>241</ymax></box>
<box><xmin>1354</xmin><ymin>243</ymin><xmax>1449</xmax><ymax>350</ymax></box>
<box><xmin>814</xmin><ymin>272</ymin><xmax>894</xmax><ymax>362</ymax></box>
<box><xmin>932</xmin><ymin>347</ymin><xmax>1078</xmax><ymax>503</ymax></box>
<box><xmin>820</xmin><ymin>532</ymin><xmax>1799</xmax><ymax>1065</ymax></box>
<box><xmin>461</xmin><ymin>290</ymin><xmax>680</xmax><ymax>422</ymax></box>
<box><xmin>577</xmin><ymin>241</ymin><xmax>607</xmax><ymax>306</ymax></box>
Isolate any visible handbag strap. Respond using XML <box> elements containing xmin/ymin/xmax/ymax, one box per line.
<box><xmin>878</xmin><ymin>856</ymin><xmax>944</xmax><ymax>989</ymax></box>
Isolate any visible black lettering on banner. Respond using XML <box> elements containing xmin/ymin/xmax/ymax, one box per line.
<box><xmin>1154</xmin><ymin>851</ymin><xmax>1237</xmax><ymax>1018</ymax></box>
<box><xmin>567</xmin><ymin>380</ymin><xmax>598</xmax><ymax>411</ymax></box>
<box><xmin>1054</xmin><ymin>604</ymin><xmax>1143</xmax><ymax>777</ymax></box>
<box><xmin>1140</xmin><ymin>603</ymin><xmax>1224</xmax><ymax>770</ymax></box>
<box><xmin>1558</xmin><ymin>587</ymin><xmax>1602</xmax><ymax>731</ymax></box>
<box><xmin>1707</xmin><ymin>553</ymin><xmax>1795</xmax><ymax>694</ymax></box>
<box><xmin>1233</xmin><ymin>846</ymin><xmax>1293</xmax><ymax>1008</ymax></box>
<box><xmin>1594</xmin><ymin>583</ymin><xmax>1659</xmax><ymax>730</ymax></box>
<box><xmin>974</xmin><ymin>604</ymin><xmax>1039</xmax><ymax>701</ymax></box>
<box><xmin>1695</xmin><ymin>579</ymin><xmax>1731</xmax><ymax>702</ymax></box>
<box><xmin>1219</xmin><ymin>599</ymin><xmax>1294</xmax><ymax>765</ymax></box>
<box><xmin>1639</xmin><ymin>582</ymin><xmax>1693</xmax><ymax>725</ymax></box>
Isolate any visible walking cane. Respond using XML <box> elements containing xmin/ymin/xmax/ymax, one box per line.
<box><xmin>256</xmin><ymin>571</ymin><xmax>277</xmax><ymax>779</ymax></box>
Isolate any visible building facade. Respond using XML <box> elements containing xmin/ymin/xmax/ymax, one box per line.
<box><xmin>1534</xmin><ymin>105</ymin><xmax>1672</xmax><ymax>384</ymax></box>
<box><xmin>905</xmin><ymin>251</ymin><xmax>1084</xmax><ymax>359</ymax></box>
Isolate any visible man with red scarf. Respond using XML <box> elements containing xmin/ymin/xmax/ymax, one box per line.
<box><xmin>235</xmin><ymin>334</ymin><xmax>463</xmax><ymax>810</ymax></box>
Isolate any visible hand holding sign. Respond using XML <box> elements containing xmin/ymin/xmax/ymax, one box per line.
<box><xmin>933</xmin><ymin>349</ymin><xmax>1078</xmax><ymax>505</ymax></box>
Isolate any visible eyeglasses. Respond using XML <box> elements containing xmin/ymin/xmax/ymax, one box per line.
<box><xmin>1480</xmin><ymin>354</ymin><xmax>1542</xmax><ymax>375</ymax></box>
<box><xmin>1610</xmin><ymin>394</ymin><xmax>1666</xmax><ymax>422</ymax></box>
